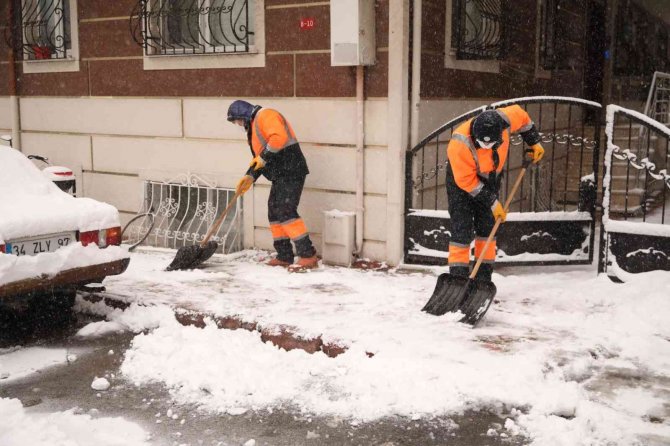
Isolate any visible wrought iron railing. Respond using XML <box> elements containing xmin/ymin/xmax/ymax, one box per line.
<box><xmin>129</xmin><ymin>174</ymin><xmax>243</xmax><ymax>254</ymax></box>
<box><xmin>130</xmin><ymin>0</ymin><xmax>254</xmax><ymax>56</ymax></box>
<box><xmin>3</xmin><ymin>0</ymin><xmax>71</xmax><ymax>60</ymax></box>
<box><xmin>451</xmin><ymin>0</ymin><xmax>503</xmax><ymax>60</ymax></box>
<box><xmin>405</xmin><ymin>97</ymin><xmax>603</xmax><ymax>216</ymax></box>
<box><xmin>603</xmin><ymin>105</ymin><xmax>670</xmax><ymax>222</ymax></box>
<box><xmin>642</xmin><ymin>71</ymin><xmax>670</xmax><ymax>126</ymax></box>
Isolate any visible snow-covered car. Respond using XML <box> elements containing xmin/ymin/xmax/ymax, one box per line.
<box><xmin>0</xmin><ymin>146</ymin><xmax>129</xmax><ymax>314</ymax></box>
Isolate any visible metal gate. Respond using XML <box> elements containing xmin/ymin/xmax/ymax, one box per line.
<box><xmin>599</xmin><ymin>105</ymin><xmax>670</xmax><ymax>280</ymax></box>
<box><xmin>404</xmin><ymin>97</ymin><xmax>602</xmax><ymax>266</ymax></box>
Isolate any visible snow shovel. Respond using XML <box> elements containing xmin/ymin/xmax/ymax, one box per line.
<box><xmin>166</xmin><ymin>190</ymin><xmax>243</xmax><ymax>271</ymax></box>
<box><xmin>421</xmin><ymin>163</ymin><xmax>529</xmax><ymax>324</ymax></box>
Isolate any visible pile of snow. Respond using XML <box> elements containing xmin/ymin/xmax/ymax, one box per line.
<box><xmin>84</xmin><ymin>251</ymin><xmax>670</xmax><ymax>445</ymax></box>
<box><xmin>0</xmin><ymin>243</ymin><xmax>128</xmax><ymax>287</ymax></box>
<box><xmin>0</xmin><ymin>398</ymin><xmax>149</xmax><ymax>446</ymax></box>
<box><xmin>0</xmin><ymin>146</ymin><xmax>119</xmax><ymax>244</ymax></box>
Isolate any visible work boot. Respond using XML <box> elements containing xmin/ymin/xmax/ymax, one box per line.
<box><xmin>288</xmin><ymin>255</ymin><xmax>319</xmax><ymax>273</ymax></box>
<box><xmin>267</xmin><ymin>257</ymin><xmax>291</xmax><ymax>267</ymax></box>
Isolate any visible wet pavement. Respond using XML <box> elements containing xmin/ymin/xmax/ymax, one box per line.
<box><xmin>0</xmin><ymin>310</ymin><xmax>527</xmax><ymax>446</ymax></box>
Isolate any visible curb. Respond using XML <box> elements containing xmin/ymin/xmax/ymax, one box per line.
<box><xmin>81</xmin><ymin>293</ymin><xmax>353</xmax><ymax>358</ymax></box>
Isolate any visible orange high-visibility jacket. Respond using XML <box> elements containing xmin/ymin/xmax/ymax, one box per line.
<box><xmin>447</xmin><ymin>105</ymin><xmax>535</xmax><ymax>197</ymax></box>
<box><xmin>251</xmin><ymin>108</ymin><xmax>298</xmax><ymax>158</ymax></box>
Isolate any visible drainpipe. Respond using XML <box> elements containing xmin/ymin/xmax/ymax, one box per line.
<box><xmin>354</xmin><ymin>64</ymin><xmax>365</xmax><ymax>257</ymax></box>
<box><xmin>410</xmin><ymin>0</ymin><xmax>422</xmax><ymax>148</ymax></box>
<box><xmin>8</xmin><ymin>0</ymin><xmax>21</xmax><ymax>151</ymax></box>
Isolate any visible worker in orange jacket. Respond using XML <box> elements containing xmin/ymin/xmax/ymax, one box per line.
<box><xmin>228</xmin><ymin>100</ymin><xmax>318</xmax><ymax>270</ymax></box>
<box><xmin>446</xmin><ymin>105</ymin><xmax>545</xmax><ymax>281</ymax></box>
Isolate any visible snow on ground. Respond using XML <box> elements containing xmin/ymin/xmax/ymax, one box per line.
<box><xmin>0</xmin><ymin>347</ymin><xmax>75</xmax><ymax>383</ymax></box>
<box><xmin>0</xmin><ymin>397</ymin><xmax>149</xmax><ymax>446</ymax></box>
<box><xmin>84</xmin><ymin>249</ymin><xmax>670</xmax><ymax>445</ymax></box>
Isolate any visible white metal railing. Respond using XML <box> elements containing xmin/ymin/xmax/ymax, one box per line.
<box><xmin>643</xmin><ymin>71</ymin><xmax>670</xmax><ymax>125</ymax></box>
<box><xmin>133</xmin><ymin>173</ymin><xmax>243</xmax><ymax>254</ymax></box>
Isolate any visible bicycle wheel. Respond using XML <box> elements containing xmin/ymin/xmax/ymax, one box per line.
<box><xmin>121</xmin><ymin>213</ymin><xmax>155</xmax><ymax>251</ymax></box>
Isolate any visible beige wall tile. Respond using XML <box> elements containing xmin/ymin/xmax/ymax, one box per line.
<box><xmin>183</xmin><ymin>97</ymin><xmax>388</xmax><ymax>146</ymax></box>
<box><xmin>0</xmin><ymin>98</ymin><xmax>10</xmax><ymax>129</ymax></box>
<box><xmin>82</xmin><ymin>172</ymin><xmax>143</xmax><ymax>214</ymax></box>
<box><xmin>252</xmin><ymin>186</ymin><xmax>387</xmax><ymax>242</ymax></box>
<box><xmin>20</xmin><ymin>97</ymin><xmax>183</xmax><ymax>137</ymax></box>
<box><xmin>22</xmin><ymin>132</ymin><xmax>92</xmax><ymax>171</ymax></box>
<box><xmin>92</xmin><ymin>136</ymin><xmax>249</xmax><ymax>188</ymax></box>
<box><xmin>302</xmin><ymin>145</ymin><xmax>387</xmax><ymax>195</ymax></box>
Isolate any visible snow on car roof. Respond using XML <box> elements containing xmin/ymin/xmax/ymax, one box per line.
<box><xmin>0</xmin><ymin>147</ymin><xmax>120</xmax><ymax>244</ymax></box>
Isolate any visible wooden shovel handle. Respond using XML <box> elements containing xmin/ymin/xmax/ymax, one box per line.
<box><xmin>200</xmin><ymin>190</ymin><xmax>243</xmax><ymax>247</ymax></box>
<box><xmin>469</xmin><ymin>165</ymin><xmax>528</xmax><ymax>279</ymax></box>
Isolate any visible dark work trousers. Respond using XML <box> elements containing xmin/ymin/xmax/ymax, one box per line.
<box><xmin>268</xmin><ymin>176</ymin><xmax>316</xmax><ymax>262</ymax></box>
<box><xmin>446</xmin><ymin>173</ymin><xmax>499</xmax><ymax>282</ymax></box>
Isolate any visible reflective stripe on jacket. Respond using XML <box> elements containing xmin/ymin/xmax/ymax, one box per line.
<box><xmin>446</xmin><ymin>105</ymin><xmax>535</xmax><ymax>197</ymax></box>
<box><xmin>251</xmin><ymin>109</ymin><xmax>298</xmax><ymax>158</ymax></box>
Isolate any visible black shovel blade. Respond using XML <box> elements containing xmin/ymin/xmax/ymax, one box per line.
<box><xmin>422</xmin><ymin>274</ymin><xmax>473</xmax><ymax>316</ymax></box>
<box><xmin>165</xmin><ymin>241</ymin><xmax>218</xmax><ymax>271</ymax></box>
<box><xmin>192</xmin><ymin>241</ymin><xmax>219</xmax><ymax>268</ymax></box>
<box><xmin>458</xmin><ymin>280</ymin><xmax>497</xmax><ymax>327</ymax></box>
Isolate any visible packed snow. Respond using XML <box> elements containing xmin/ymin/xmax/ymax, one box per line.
<box><xmin>0</xmin><ymin>146</ymin><xmax>120</xmax><ymax>244</ymax></box>
<box><xmin>73</xmin><ymin>249</ymin><xmax>670</xmax><ymax>446</ymax></box>
<box><xmin>0</xmin><ymin>398</ymin><xmax>149</xmax><ymax>446</ymax></box>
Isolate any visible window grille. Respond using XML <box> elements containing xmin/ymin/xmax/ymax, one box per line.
<box><xmin>131</xmin><ymin>0</ymin><xmax>254</xmax><ymax>56</ymax></box>
<box><xmin>450</xmin><ymin>0</ymin><xmax>504</xmax><ymax>60</ymax></box>
<box><xmin>133</xmin><ymin>177</ymin><xmax>243</xmax><ymax>254</ymax></box>
<box><xmin>4</xmin><ymin>0</ymin><xmax>71</xmax><ymax>60</ymax></box>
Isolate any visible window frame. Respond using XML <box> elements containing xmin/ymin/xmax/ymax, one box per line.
<box><xmin>21</xmin><ymin>0</ymin><xmax>80</xmax><ymax>73</ymax></box>
<box><xmin>141</xmin><ymin>0</ymin><xmax>265</xmax><ymax>71</ymax></box>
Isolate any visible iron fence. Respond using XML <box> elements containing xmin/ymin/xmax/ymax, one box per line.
<box><xmin>130</xmin><ymin>0</ymin><xmax>253</xmax><ymax>56</ymax></box>
<box><xmin>406</xmin><ymin>97</ymin><xmax>602</xmax><ymax>215</ymax></box>
<box><xmin>128</xmin><ymin>174</ymin><xmax>243</xmax><ymax>254</ymax></box>
<box><xmin>599</xmin><ymin>105</ymin><xmax>670</xmax><ymax>277</ymax></box>
<box><xmin>404</xmin><ymin>97</ymin><xmax>603</xmax><ymax>266</ymax></box>
<box><xmin>603</xmin><ymin>106</ymin><xmax>670</xmax><ymax>222</ymax></box>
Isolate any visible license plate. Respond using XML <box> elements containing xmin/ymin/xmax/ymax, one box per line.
<box><xmin>5</xmin><ymin>232</ymin><xmax>76</xmax><ymax>257</ymax></box>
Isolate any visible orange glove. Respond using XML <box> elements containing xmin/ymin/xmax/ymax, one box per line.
<box><xmin>236</xmin><ymin>175</ymin><xmax>254</xmax><ymax>195</ymax></box>
<box><xmin>249</xmin><ymin>155</ymin><xmax>266</xmax><ymax>171</ymax></box>
<box><xmin>526</xmin><ymin>143</ymin><xmax>545</xmax><ymax>164</ymax></box>
<box><xmin>491</xmin><ymin>200</ymin><xmax>507</xmax><ymax>222</ymax></box>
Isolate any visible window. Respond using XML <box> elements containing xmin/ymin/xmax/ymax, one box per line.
<box><xmin>137</xmin><ymin>0</ymin><xmax>255</xmax><ymax>56</ymax></box>
<box><xmin>444</xmin><ymin>0</ymin><xmax>502</xmax><ymax>73</ymax></box>
<box><xmin>5</xmin><ymin>0</ymin><xmax>80</xmax><ymax>72</ymax></box>
<box><xmin>450</xmin><ymin>0</ymin><xmax>503</xmax><ymax>60</ymax></box>
<box><xmin>132</xmin><ymin>0</ymin><xmax>264</xmax><ymax>70</ymax></box>
<box><xmin>21</xmin><ymin>0</ymin><xmax>71</xmax><ymax>60</ymax></box>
